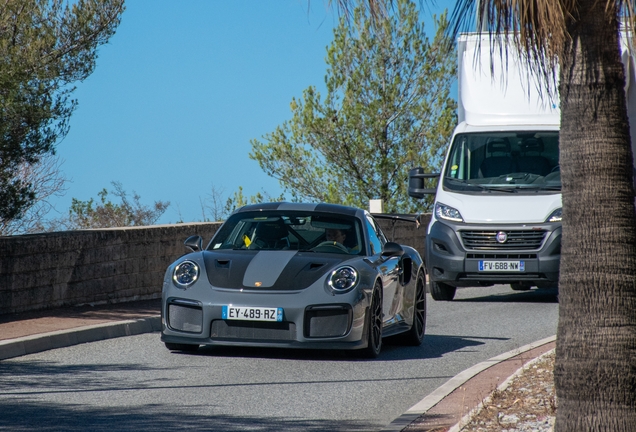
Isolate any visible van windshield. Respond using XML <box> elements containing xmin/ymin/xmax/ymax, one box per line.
<box><xmin>442</xmin><ymin>131</ymin><xmax>560</xmax><ymax>193</ymax></box>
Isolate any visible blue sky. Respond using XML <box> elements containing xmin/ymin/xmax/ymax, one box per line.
<box><xmin>49</xmin><ymin>0</ymin><xmax>456</xmax><ymax>224</ymax></box>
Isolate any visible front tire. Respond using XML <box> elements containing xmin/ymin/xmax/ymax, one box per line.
<box><xmin>429</xmin><ymin>280</ymin><xmax>456</xmax><ymax>301</ymax></box>
<box><xmin>359</xmin><ymin>282</ymin><xmax>383</xmax><ymax>358</ymax></box>
<box><xmin>511</xmin><ymin>282</ymin><xmax>532</xmax><ymax>291</ymax></box>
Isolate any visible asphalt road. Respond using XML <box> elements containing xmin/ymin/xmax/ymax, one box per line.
<box><xmin>0</xmin><ymin>285</ymin><xmax>558</xmax><ymax>432</ymax></box>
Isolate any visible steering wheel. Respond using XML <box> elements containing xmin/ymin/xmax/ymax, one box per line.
<box><xmin>247</xmin><ymin>238</ymin><xmax>268</xmax><ymax>250</ymax></box>
<box><xmin>312</xmin><ymin>241</ymin><xmax>349</xmax><ymax>253</ymax></box>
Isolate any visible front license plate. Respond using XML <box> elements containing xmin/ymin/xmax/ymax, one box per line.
<box><xmin>222</xmin><ymin>306</ymin><xmax>283</xmax><ymax>322</ymax></box>
<box><xmin>479</xmin><ymin>260</ymin><xmax>525</xmax><ymax>272</ymax></box>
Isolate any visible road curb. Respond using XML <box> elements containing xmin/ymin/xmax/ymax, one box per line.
<box><xmin>382</xmin><ymin>335</ymin><xmax>557</xmax><ymax>432</ymax></box>
<box><xmin>0</xmin><ymin>315</ymin><xmax>161</xmax><ymax>361</ymax></box>
<box><xmin>447</xmin><ymin>347</ymin><xmax>556</xmax><ymax>432</ymax></box>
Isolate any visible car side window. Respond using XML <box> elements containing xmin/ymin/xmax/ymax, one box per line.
<box><xmin>373</xmin><ymin>218</ymin><xmax>388</xmax><ymax>245</ymax></box>
<box><xmin>365</xmin><ymin>216</ymin><xmax>383</xmax><ymax>255</ymax></box>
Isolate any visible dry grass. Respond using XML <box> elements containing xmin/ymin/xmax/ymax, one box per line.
<box><xmin>457</xmin><ymin>351</ymin><xmax>557</xmax><ymax>432</ymax></box>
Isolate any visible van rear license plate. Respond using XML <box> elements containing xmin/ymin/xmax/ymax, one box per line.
<box><xmin>479</xmin><ymin>261</ymin><xmax>525</xmax><ymax>272</ymax></box>
<box><xmin>222</xmin><ymin>306</ymin><xmax>283</xmax><ymax>322</ymax></box>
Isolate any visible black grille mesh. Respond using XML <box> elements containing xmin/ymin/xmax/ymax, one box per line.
<box><xmin>168</xmin><ymin>304</ymin><xmax>203</xmax><ymax>333</ymax></box>
<box><xmin>461</xmin><ymin>230</ymin><xmax>546</xmax><ymax>250</ymax></box>
<box><xmin>305</xmin><ymin>309</ymin><xmax>350</xmax><ymax>338</ymax></box>
<box><xmin>211</xmin><ymin>320</ymin><xmax>296</xmax><ymax>341</ymax></box>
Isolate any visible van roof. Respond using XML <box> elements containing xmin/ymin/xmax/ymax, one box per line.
<box><xmin>457</xmin><ymin>33</ymin><xmax>560</xmax><ymax>127</ymax></box>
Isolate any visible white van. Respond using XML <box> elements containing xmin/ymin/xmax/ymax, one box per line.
<box><xmin>409</xmin><ymin>33</ymin><xmax>636</xmax><ymax>300</ymax></box>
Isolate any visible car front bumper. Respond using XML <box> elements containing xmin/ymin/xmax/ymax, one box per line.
<box><xmin>160</xmin><ymin>280</ymin><xmax>373</xmax><ymax>350</ymax></box>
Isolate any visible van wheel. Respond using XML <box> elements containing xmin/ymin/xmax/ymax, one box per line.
<box><xmin>511</xmin><ymin>282</ymin><xmax>532</xmax><ymax>291</ymax></box>
<box><xmin>430</xmin><ymin>281</ymin><xmax>456</xmax><ymax>301</ymax></box>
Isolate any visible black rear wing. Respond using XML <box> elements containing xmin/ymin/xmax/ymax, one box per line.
<box><xmin>371</xmin><ymin>213</ymin><xmax>421</xmax><ymax>242</ymax></box>
<box><xmin>372</xmin><ymin>213</ymin><xmax>420</xmax><ymax>227</ymax></box>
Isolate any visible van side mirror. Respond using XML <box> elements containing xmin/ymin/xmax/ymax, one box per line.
<box><xmin>408</xmin><ymin>167</ymin><xmax>439</xmax><ymax>198</ymax></box>
<box><xmin>184</xmin><ymin>235</ymin><xmax>203</xmax><ymax>252</ymax></box>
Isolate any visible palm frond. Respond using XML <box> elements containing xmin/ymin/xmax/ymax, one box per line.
<box><xmin>453</xmin><ymin>1</ymin><xmax>636</xmax><ymax>61</ymax></box>
<box><xmin>447</xmin><ymin>1</ymin><xmax>635</xmax><ymax>98</ymax></box>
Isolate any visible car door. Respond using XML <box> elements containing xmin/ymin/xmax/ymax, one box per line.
<box><xmin>365</xmin><ymin>214</ymin><xmax>401</xmax><ymax>325</ymax></box>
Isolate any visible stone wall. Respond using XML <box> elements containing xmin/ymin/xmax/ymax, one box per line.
<box><xmin>0</xmin><ymin>214</ymin><xmax>431</xmax><ymax>316</ymax></box>
<box><xmin>0</xmin><ymin>223</ymin><xmax>221</xmax><ymax>315</ymax></box>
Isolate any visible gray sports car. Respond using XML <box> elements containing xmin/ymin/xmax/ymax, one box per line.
<box><xmin>161</xmin><ymin>202</ymin><xmax>426</xmax><ymax>357</ymax></box>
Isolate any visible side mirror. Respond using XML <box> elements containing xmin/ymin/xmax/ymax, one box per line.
<box><xmin>408</xmin><ymin>167</ymin><xmax>439</xmax><ymax>198</ymax></box>
<box><xmin>382</xmin><ymin>242</ymin><xmax>404</xmax><ymax>257</ymax></box>
<box><xmin>184</xmin><ymin>235</ymin><xmax>203</xmax><ymax>252</ymax></box>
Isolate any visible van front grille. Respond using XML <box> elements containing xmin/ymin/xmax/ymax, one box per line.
<box><xmin>461</xmin><ymin>230</ymin><xmax>546</xmax><ymax>250</ymax></box>
<box><xmin>467</xmin><ymin>253</ymin><xmax>537</xmax><ymax>259</ymax></box>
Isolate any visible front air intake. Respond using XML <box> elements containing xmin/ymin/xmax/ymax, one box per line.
<box><xmin>168</xmin><ymin>303</ymin><xmax>203</xmax><ymax>333</ymax></box>
<box><xmin>304</xmin><ymin>305</ymin><xmax>352</xmax><ymax>338</ymax></box>
<box><xmin>210</xmin><ymin>320</ymin><xmax>296</xmax><ymax>341</ymax></box>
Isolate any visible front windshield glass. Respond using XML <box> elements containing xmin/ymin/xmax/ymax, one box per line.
<box><xmin>208</xmin><ymin>211</ymin><xmax>364</xmax><ymax>255</ymax></box>
<box><xmin>443</xmin><ymin>131</ymin><xmax>560</xmax><ymax>193</ymax></box>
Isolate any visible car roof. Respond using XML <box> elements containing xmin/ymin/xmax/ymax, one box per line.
<box><xmin>234</xmin><ymin>202</ymin><xmax>363</xmax><ymax>218</ymax></box>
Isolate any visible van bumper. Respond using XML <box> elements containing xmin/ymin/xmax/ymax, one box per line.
<box><xmin>426</xmin><ymin>219</ymin><xmax>561</xmax><ymax>288</ymax></box>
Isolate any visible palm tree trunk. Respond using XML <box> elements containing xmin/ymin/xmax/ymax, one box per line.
<box><xmin>555</xmin><ymin>0</ymin><xmax>636</xmax><ymax>430</ymax></box>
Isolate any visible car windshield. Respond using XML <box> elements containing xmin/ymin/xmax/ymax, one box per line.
<box><xmin>443</xmin><ymin>131</ymin><xmax>561</xmax><ymax>193</ymax></box>
<box><xmin>208</xmin><ymin>211</ymin><xmax>364</xmax><ymax>255</ymax></box>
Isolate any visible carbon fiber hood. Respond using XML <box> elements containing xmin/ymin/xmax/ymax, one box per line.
<box><xmin>202</xmin><ymin>250</ymin><xmax>349</xmax><ymax>290</ymax></box>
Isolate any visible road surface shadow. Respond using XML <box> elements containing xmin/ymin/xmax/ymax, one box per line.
<box><xmin>0</xmin><ymin>400</ymin><xmax>381</xmax><ymax>432</ymax></box>
<box><xmin>181</xmin><ymin>332</ymin><xmax>506</xmax><ymax>363</ymax></box>
<box><xmin>452</xmin><ymin>287</ymin><xmax>558</xmax><ymax>304</ymax></box>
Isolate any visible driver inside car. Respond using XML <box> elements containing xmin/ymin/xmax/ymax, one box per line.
<box><xmin>325</xmin><ymin>228</ymin><xmax>346</xmax><ymax>244</ymax></box>
<box><xmin>325</xmin><ymin>228</ymin><xmax>359</xmax><ymax>254</ymax></box>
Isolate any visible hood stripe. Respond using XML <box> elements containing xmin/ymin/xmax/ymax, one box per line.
<box><xmin>243</xmin><ymin>251</ymin><xmax>298</xmax><ymax>288</ymax></box>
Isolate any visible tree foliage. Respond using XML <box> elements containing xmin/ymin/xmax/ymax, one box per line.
<box><xmin>250</xmin><ymin>0</ymin><xmax>455</xmax><ymax>213</ymax></box>
<box><xmin>195</xmin><ymin>185</ymin><xmax>286</xmax><ymax>223</ymax></box>
<box><xmin>64</xmin><ymin>181</ymin><xmax>169</xmax><ymax>229</ymax></box>
<box><xmin>0</xmin><ymin>0</ymin><xmax>124</xmax><ymax>225</ymax></box>
<box><xmin>0</xmin><ymin>154</ymin><xmax>67</xmax><ymax>235</ymax></box>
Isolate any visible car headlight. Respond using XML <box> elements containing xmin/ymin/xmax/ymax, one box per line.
<box><xmin>435</xmin><ymin>202</ymin><xmax>464</xmax><ymax>222</ymax></box>
<box><xmin>328</xmin><ymin>266</ymin><xmax>358</xmax><ymax>292</ymax></box>
<box><xmin>172</xmin><ymin>260</ymin><xmax>199</xmax><ymax>288</ymax></box>
<box><xmin>546</xmin><ymin>208</ymin><xmax>562</xmax><ymax>223</ymax></box>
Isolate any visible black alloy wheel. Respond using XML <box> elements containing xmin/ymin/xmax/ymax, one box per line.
<box><xmin>360</xmin><ymin>282</ymin><xmax>383</xmax><ymax>358</ymax></box>
<box><xmin>399</xmin><ymin>271</ymin><xmax>426</xmax><ymax>346</ymax></box>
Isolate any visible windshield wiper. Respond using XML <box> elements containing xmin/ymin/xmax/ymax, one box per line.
<box><xmin>463</xmin><ymin>183</ymin><xmax>488</xmax><ymax>190</ymax></box>
<box><xmin>534</xmin><ymin>185</ymin><xmax>562</xmax><ymax>191</ymax></box>
<box><xmin>463</xmin><ymin>183</ymin><xmax>519</xmax><ymax>193</ymax></box>
<box><xmin>484</xmin><ymin>184</ymin><xmax>562</xmax><ymax>193</ymax></box>
<box><xmin>446</xmin><ymin>178</ymin><xmax>489</xmax><ymax>191</ymax></box>
<box><xmin>481</xmin><ymin>186</ymin><xmax>519</xmax><ymax>193</ymax></box>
